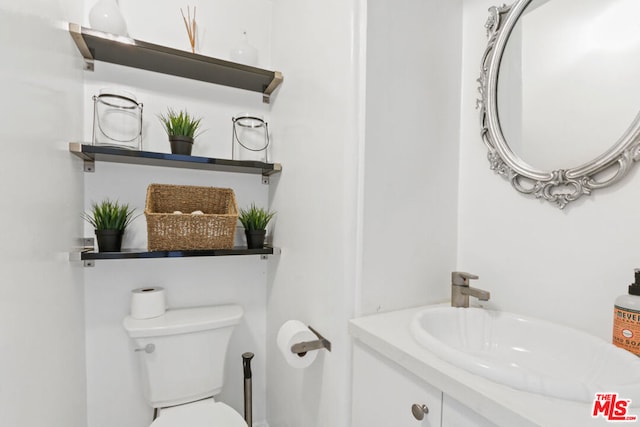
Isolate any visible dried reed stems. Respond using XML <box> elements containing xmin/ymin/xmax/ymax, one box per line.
<box><xmin>180</xmin><ymin>6</ymin><xmax>197</xmax><ymax>53</ymax></box>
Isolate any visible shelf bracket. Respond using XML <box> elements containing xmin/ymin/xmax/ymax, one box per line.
<box><xmin>69</xmin><ymin>238</ymin><xmax>96</xmax><ymax>267</ymax></box>
<box><xmin>84</xmin><ymin>59</ymin><xmax>95</xmax><ymax>72</ymax></box>
<box><xmin>81</xmin><ymin>237</ymin><xmax>96</xmax><ymax>267</ymax></box>
<box><xmin>262</xmin><ymin>71</ymin><xmax>283</xmax><ymax>104</ymax></box>
<box><xmin>84</xmin><ymin>159</ymin><xmax>95</xmax><ymax>172</ymax></box>
<box><xmin>262</xmin><ymin>163</ymin><xmax>282</xmax><ymax>183</ymax></box>
<box><xmin>261</xmin><ymin>247</ymin><xmax>281</xmax><ymax>260</ymax></box>
<box><xmin>68</xmin><ymin>23</ymin><xmax>95</xmax><ymax>71</ymax></box>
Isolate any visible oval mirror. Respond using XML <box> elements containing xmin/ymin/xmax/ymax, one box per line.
<box><xmin>478</xmin><ymin>0</ymin><xmax>640</xmax><ymax>208</ymax></box>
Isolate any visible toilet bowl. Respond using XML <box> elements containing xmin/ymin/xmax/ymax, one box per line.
<box><xmin>150</xmin><ymin>399</ymin><xmax>246</xmax><ymax>427</ymax></box>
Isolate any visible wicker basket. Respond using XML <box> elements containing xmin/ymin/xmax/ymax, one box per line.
<box><xmin>145</xmin><ymin>184</ymin><xmax>238</xmax><ymax>251</ymax></box>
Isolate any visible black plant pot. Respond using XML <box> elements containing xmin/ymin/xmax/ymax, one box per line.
<box><xmin>169</xmin><ymin>136</ymin><xmax>194</xmax><ymax>155</ymax></box>
<box><xmin>95</xmin><ymin>229</ymin><xmax>124</xmax><ymax>252</ymax></box>
<box><xmin>245</xmin><ymin>229</ymin><xmax>266</xmax><ymax>249</ymax></box>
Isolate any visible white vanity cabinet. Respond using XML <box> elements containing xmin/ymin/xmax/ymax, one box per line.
<box><xmin>352</xmin><ymin>342</ymin><xmax>498</xmax><ymax>427</ymax></box>
<box><xmin>441</xmin><ymin>394</ymin><xmax>497</xmax><ymax>427</ymax></box>
<box><xmin>352</xmin><ymin>342</ymin><xmax>442</xmax><ymax>427</ymax></box>
<box><xmin>350</xmin><ymin>307</ymin><xmax>602</xmax><ymax>427</ymax></box>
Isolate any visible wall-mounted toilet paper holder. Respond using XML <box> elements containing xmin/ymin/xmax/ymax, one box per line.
<box><xmin>290</xmin><ymin>326</ymin><xmax>332</xmax><ymax>356</ymax></box>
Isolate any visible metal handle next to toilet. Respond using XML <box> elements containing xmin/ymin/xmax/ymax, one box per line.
<box><xmin>134</xmin><ymin>343</ymin><xmax>155</xmax><ymax>354</ymax></box>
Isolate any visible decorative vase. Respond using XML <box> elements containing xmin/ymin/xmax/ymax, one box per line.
<box><xmin>230</xmin><ymin>31</ymin><xmax>258</xmax><ymax>67</ymax></box>
<box><xmin>169</xmin><ymin>136</ymin><xmax>194</xmax><ymax>155</ymax></box>
<box><xmin>245</xmin><ymin>229</ymin><xmax>266</xmax><ymax>249</ymax></box>
<box><xmin>89</xmin><ymin>0</ymin><xmax>128</xmax><ymax>36</ymax></box>
<box><xmin>95</xmin><ymin>229</ymin><xmax>124</xmax><ymax>252</ymax></box>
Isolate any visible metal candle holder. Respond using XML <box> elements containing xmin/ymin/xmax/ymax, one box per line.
<box><xmin>231</xmin><ymin>114</ymin><xmax>270</xmax><ymax>162</ymax></box>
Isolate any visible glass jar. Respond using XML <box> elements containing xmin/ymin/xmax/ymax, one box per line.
<box><xmin>92</xmin><ymin>88</ymin><xmax>143</xmax><ymax>150</ymax></box>
<box><xmin>231</xmin><ymin>113</ymin><xmax>269</xmax><ymax>162</ymax></box>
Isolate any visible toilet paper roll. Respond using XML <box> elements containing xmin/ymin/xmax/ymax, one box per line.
<box><xmin>277</xmin><ymin>320</ymin><xmax>318</xmax><ymax>369</ymax></box>
<box><xmin>130</xmin><ymin>287</ymin><xmax>166</xmax><ymax>319</ymax></box>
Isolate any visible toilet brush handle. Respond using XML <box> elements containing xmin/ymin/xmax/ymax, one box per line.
<box><xmin>243</xmin><ymin>352</ymin><xmax>254</xmax><ymax>379</ymax></box>
<box><xmin>242</xmin><ymin>352</ymin><xmax>254</xmax><ymax>427</ymax></box>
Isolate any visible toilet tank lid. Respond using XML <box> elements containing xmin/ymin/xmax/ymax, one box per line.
<box><xmin>123</xmin><ymin>305</ymin><xmax>243</xmax><ymax>338</ymax></box>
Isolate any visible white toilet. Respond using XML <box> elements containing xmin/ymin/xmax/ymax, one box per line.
<box><xmin>123</xmin><ymin>304</ymin><xmax>247</xmax><ymax>427</ymax></box>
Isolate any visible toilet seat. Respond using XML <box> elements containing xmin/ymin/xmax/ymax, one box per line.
<box><xmin>150</xmin><ymin>399</ymin><xmax>246</xmax><ymax>427</ymax></box>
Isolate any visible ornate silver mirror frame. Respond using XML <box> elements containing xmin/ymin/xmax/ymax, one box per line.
<box><xmin>478</xmin><ymin>0</ymin><xmax>640</xmax><ymax>209</ymax></box>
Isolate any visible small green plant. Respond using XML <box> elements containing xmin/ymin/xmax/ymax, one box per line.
<box><xmin>82</xmin><ymin>199</ymin><xmax>137</xmax><ymax>231</ymax></box>
<box><xmin>239</xmin><ymin>203</ymin><xmax>276</xmax><ymax>231</ymax></box>
<box><xmin>158</xmin><ymin>108</ymin><xmax>202</xmax><ymax>138</ymax></box>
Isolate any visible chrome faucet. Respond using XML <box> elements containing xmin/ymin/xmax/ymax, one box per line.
<box><xmin>451</xmin><ymin>272</ymin><xmax>490</xmax><ymax>308</ymax></box>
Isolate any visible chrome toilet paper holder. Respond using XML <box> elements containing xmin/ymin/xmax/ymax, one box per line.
<box><xmin>290</xmin><ymin>326</ymin><xmax>332</xmax><ymax>356</ymax></box>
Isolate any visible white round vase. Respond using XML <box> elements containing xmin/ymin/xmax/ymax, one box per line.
<box><xmin>89</xmin><ymin>0</ymin><xmax>128</xmax><ymax>36</ymax></box>
<box><xmin>230</xmin><ymin>32</ymin><xmax>258</xmax><ymax>66</ymax></box>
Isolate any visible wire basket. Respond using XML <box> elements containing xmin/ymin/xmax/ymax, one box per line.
<box><xmin>145</xmin><ymin>184</ymin><xmax>238</xmax><ymax>251</ymax></box>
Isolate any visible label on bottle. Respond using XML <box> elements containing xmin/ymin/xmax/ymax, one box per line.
<box><xmin>613</xmin><ymin>305</ymin><xmax>640</xmax><ymax>356</ymax></box>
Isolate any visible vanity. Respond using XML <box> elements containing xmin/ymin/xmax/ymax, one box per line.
<box><xmin>349</xmin><ymin>305</ymin><xmax>637</xmax><ymax>427</ymax></box>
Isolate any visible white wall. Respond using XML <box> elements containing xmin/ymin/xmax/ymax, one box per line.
<box><xmin>266</xmin><ymin>1</ymin><xmax>364</xmax><ymax>426</ymax></box>
<box><xmin>360</xmin><ymin>0</ymin><xmax>463</xmax><ymax>316</ymax></box>
<box><xmin>118</xmin><ymin>0</ymin><xmax>273</xmax><ymax>69</ymax></box>
<box><xmin>81</xmin><ymin>1</ymin><xmax>274</xmax><ymax>426</ymax></box>
<box><xmin>0</xmin><ymin>1</ymin><xmax>87</xmax><ymax>426</ymax></box>
<box><xmin>458</xmin><ymin>0</ymin><xmax>640</xmax><ymax>340</ymax></box>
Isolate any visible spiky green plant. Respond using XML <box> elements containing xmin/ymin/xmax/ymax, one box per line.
<box><xmin>82</xmin><ymin>199</ymin><xmax>137</xmax><ymax>231</ymax></box>
<box><xmin>158</xmin><ymin>108</ymin><xmax>202</xmax><ymax>138</ymax></box>
<box><xmin>239</xmin><ymin>203</ymin><xmax>276</xmax><ymax>231</ymax></box>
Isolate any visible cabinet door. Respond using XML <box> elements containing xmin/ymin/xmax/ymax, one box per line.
<box><xmin>442</xmin><ymin>394</ymin><xmax>498</xmax><ymax>427</ymax></box>
<box><xmin>352</xmin><ymin>342</ymin><xmax>442</xmax><ymax>427</ymax></box>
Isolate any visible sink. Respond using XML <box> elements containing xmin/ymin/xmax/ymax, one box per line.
<box><xmin>410</xmin><ymin>306</ymin><xmax>640</xmax><ymax>402</ymax></box>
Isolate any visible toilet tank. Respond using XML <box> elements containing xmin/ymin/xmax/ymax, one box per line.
<box><xmin>123</xmin><ymin>304</ymin><xmax>243</xmax><ymax>408</ymax></box>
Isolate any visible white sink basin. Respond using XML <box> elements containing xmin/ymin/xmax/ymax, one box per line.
<box><xmin>410</xmin><ymin>306</ymin><xmax>640</xmax><ymax>402</ymax></box>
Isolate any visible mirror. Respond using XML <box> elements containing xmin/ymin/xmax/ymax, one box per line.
<box><xmin>478</xmin><ymin>0</ymin><xmax>640</xmax><ymax>208</ymax></box>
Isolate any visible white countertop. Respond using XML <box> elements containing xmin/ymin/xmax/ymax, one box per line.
<box><xmin>349</xmin><ymin>305</ymin><xmax>639</xmax><ymax>427</ymax></box>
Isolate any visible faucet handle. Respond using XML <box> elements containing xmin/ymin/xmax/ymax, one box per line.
<box><xmin>452</xmin><ymin>271</ymin><xmax>479</xmax><ymax>286</ymax></box>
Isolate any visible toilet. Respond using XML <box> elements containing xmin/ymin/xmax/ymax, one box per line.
<box><xmin>123</xmin><ymin>304</ymin><xmax>247</xmax><ymax>427</ymax></box>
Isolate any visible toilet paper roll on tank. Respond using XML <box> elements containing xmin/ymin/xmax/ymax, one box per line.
<box><xmin>277</xmin><ymin>320</ymin><xmax>319</xmax><ymax>369</ymax></box>
<box><xmin>130</xmin><ymin>287</ymin><xmax>167</xmax><ymax>319</ymax></box>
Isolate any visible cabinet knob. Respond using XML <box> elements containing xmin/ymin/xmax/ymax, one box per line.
<box><xmin>411</xmin><ymin>403</ymin><xmax>429</xmax><ymax>420</ymax></box>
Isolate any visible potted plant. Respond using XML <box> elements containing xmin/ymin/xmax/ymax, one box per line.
<box><xmin>238</xmin><ymin>203</ymin><xmax>276</xmax><ymax>249</ymax></box>
<box><xmin>159</xmin><ymin>108</ymin><xmax>202</xmax><ymax>155</ymax></box>
<box><xmin>82</xmin><ymin>199</ymin><xmax>138</xmax><ymax>252</ymax></box>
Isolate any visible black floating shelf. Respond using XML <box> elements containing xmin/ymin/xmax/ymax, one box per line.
<box><xmin>69</xmin><ymin>143</ymin><xmax>282</xmax><ymax>176</ymax></box>
<box><xmin>80</xmin><ymin>247</ymin><xmax>277</xmax><ymax>261</ymax></box>
<box><xmin>68</xmin><ymin>23</ymin><xmax>283</xmax><ymax>103</ymax></box>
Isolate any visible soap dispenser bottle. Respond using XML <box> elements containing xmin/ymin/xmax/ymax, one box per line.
<box><xmin>612</xmin><ymin>269</ymin><xmax>640</xmax><ymax>356</ymax></box>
